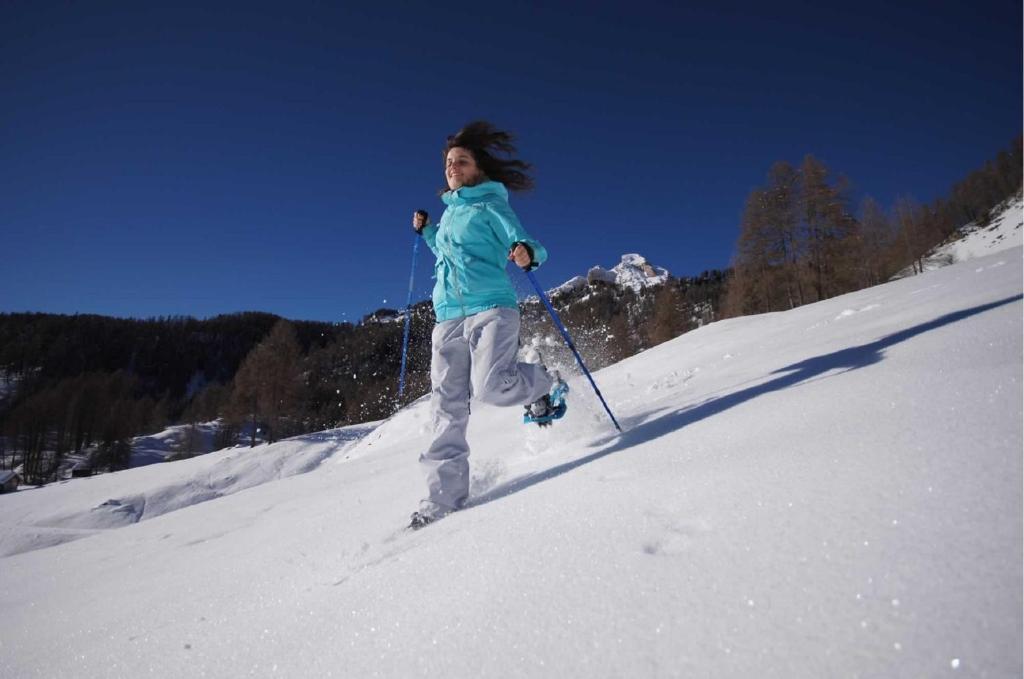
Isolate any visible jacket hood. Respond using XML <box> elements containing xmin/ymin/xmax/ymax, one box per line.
<box><xmin>442</xmin><ymin>180</ymin><xmax>509</xmax><ymax>206</ymax></box>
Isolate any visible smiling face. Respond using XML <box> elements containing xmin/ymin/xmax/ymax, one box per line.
<box><xmin>445</xmin><ymin>147</ymin><xmax>485</xmax><ymax>191</ymax></box>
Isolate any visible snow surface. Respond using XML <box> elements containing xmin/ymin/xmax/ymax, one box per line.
<box><xmin>130</xmin><ymin>420</ymin><xmax>229</xmax><ymax>467</ymax></box>
<box><xmin>0</xmin><ymin>249</ymin><xmax>1021</xmax><ymax>678</ymax></box>
<box><xmin>902</xmin><ymin>193</ymin><xmax>1023</xmax><ymax>276</ymax></box>
<box><xmin>17</xmin><ymin>421</ymin><xmax>238</xmax><ymax>487</ymax></box>
<box><xmin>941</xmin><ymin>194</ymin><xmax>1023</xmax><ymax>263</ymax></box>
<box><xmin>0</xmin><ymin>424</ymin><xmax>376</xmax><ymax>558</ymax></box>
<box><xmin>588</xmin><ymin>253</ymin><xmax>670</xmax><ymax>291</ymax></box>
<box><xmin>611</xmin><ymin>253</ymin><xmax>670</xmax><ymax>290</ymax></box>
<box><xmin>551</xmin><ymin>274</ymin><xmax>589</xmax><ymax>296</ymax></box>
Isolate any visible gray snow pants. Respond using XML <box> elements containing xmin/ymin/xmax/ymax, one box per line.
<box><xmin>419</xmin><ymin>307</ymin><xmax>552</xmax><ymax>513</ymax></box>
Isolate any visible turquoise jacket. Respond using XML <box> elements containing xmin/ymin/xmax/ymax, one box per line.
<box><xmin>421</xmin><ymin>181</ymin><xmax>548</xmax><ymax>322</ymax></box>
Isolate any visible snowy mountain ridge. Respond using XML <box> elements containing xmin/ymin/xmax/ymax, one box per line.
<box><xmin>551</xmin><ymin>253</ymin><xmax>671</xmax><ymax>296</ymax></box>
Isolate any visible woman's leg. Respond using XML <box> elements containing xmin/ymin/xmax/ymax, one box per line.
<box><xmin>466</xmin><ymin>307</ymin><xmax>552</xmax><ymax>407</ymax></box>
<box><xmin>419</xmin><ymin>318</ymin><xmax>472</xmax><ymax>514</ymax></box>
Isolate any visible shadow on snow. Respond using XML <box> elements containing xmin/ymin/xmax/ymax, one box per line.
<box><xmin>466</xmin><ymin>295</ymin><xmax>1022</xmax><ymax>509</ymax></box>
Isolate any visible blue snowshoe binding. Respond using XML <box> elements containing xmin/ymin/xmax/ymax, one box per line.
<box><xmin>524</xmin><ymin>374</ymin><xmax>569</xmax><ymax>427</ymax></box>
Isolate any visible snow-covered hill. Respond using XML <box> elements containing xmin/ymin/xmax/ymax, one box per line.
<box><xmin>0</xmin><ymin>248</ymin><xmax>1020</xmax><ymax>678</ymax></box>
<box><xmin>900</xmin><ymin>193</ymin><xmax>1022</xmax><ymax>276</ymax></box>
<box><xmin>53</xmin><ymin>420</ymin><xmax>241</xmax><ymax>481</ymax></box>
<box><xmin>0</xmin><ymin>424</ymin><xmax>376</xmax><ymax>558</ymax></box>
<box><xmin>129</xmin><ymin>420</ymin><xmax>226</xmax><ymax>466</ymax></box>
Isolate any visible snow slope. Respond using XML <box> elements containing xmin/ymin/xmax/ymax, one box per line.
<box><xmin>0</xmin><ymin>249</ymin><xmax>1020</xmax><ymax>678</ymax></box>
<box><xmin>129</xmin><ymin>420</ymin><xmax>225</xmax><ymax>467</ymax></box>
<box><xmin>0</xmin><ymin>424</ymin><xmax>376</xmax><ymax>558</ymax></box>
<box><xmin>942</xmin><ymin>193</ymin><xmax>1023</xmax><ymax>262</ymax></box>
<box><xmin>905</xmin><ymin>193</ymin><xmax>1023</xmax><ymax>275</ymax></box>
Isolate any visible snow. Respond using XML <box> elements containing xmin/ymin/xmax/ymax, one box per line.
<box><xmin>551</xmin><ymin>275</ymin><xmax>588</xmax><ymax>296</ymax></box>
<box><xmin>553</xmin><ymin>254</ymin><xmax>670</xmax><ymax>294</ymax></box>
<box><xmin>130</xmin><ymin>420</ymin><xmax>225</xmax><ymax>466</ymax></box>
<box><xmin>0</xmin><ymin>248</ymin><xmax>1021</xmax><ymax>678</ymax></box>
<box><xmin>611</xmin><ymin>252</ymin><xmax>670</xmax><ymax>291</ymax></box>
<box><xmin>0</xmin><ymin>424</ymin><xmax>376</xmax><ymax>558</ymax></box>
<box><xmin>941</xmin><ymin>194</ymin><xmax>1023</xmax><ymax>264</ymax></box>
<box><xmin>587</xmin><ymin>264</ymin><xmax>618</xmax><ymax>285</ymax></box>
<box><xmin>17</xmin><ymin>421</ymin><xmax>234</xmax><ymax>485</ymax></box>
<box><xmin>901</xmin><ymin>193</ymin><xmax>1023</xmax><ymax>276</ymax></box>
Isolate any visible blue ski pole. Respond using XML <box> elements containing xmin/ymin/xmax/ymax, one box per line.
<box><xmin>523</xmin><ymin>269</ymin><xmax>622</xmax><ymax>433</ymax></box>
<box><xmin>399</xmin><ymin>211</ymin><xmax>428</xmax><ymax>398</ymax></box>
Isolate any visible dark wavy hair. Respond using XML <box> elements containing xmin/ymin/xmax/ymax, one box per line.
<box><xmin>443</xmin><ymin>120</ymin><xmax>534</xmax><ymax>192</ymax></box>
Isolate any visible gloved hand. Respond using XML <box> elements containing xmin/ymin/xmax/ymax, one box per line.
<box><xmin>508</xmin><ymin>241</ymin><xmax>535</xmax><ymax>270</ymax></box>
<box><xmin>412</xmin><ymin>210</ymin><xmax>429</xmax><ymax>234</ymax></box>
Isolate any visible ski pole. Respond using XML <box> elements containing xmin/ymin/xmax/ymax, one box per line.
<box><xmin>399</xmin><ymin>211</ymin><xmax>427</xmax><ymax>397</ymax></box>
<box><xmin>523</xmin><ymin>269</ymin><xmax>622</xmax><ymax>432</ymax></box>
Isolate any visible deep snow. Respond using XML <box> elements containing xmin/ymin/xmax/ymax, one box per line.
<box><xmin>0</xmin><ymin>246</ymin><xmax>1020</xmax><ymax>677</ymax></box>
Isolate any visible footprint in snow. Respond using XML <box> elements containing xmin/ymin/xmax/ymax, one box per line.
<box><xmin>640</xmin><ymin>511</ymin><xmax>711</xmax><ymax>557</ymax></box>
<box><xmin>834</xmin><ymin>304</ymin><xmax>881</xmax><ymax>321</ymax></box>
<box><xmin>596</xmin><ymin>471</ymin><xmax>632</xmax><ymax>483</ymax></box>
<box><xmin>646</xmin><ymin>368</ymin><xmax>699</xmax><ymax>394</ymax></box>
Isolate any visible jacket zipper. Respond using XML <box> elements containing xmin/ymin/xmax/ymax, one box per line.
<box><xmin>438</xmin><ymin>219</ymin><xmax>468</xmax><ymax>318</ymax></box>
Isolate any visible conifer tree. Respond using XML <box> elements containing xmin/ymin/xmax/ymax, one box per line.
<box><xmin>229</xmin><ymin>320</ymin><xmax>303</xmax><ymax>446</ymax></box>
<box><xmin>857</xmin><ymin>196</ymin><xmax>896</xmax><ymax>286</ymax></box>
<box><xmin>798</xmin><ymin>155</ymin><xmax>857</xmax><ymax>301</ymax></box>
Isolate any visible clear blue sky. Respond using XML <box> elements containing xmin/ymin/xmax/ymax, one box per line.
<box><xmin>2</xmin><ymin>0</ymin><xmax>1021</xmax><ymax>323</ymax></box>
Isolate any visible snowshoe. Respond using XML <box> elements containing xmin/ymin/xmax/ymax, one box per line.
<box><xmin>523</xmin><ymin>375</ymin><xmax>569</xmax><ymax>427</ymax></box>
<box><xmin>409</xmin><ymin>501</ymin><xmax>456</xmax><ymax>531</ymax></box>
<box><xmin>408</xmin><ymin>511</ymin><xmax>436</xmax><ymax>530</ymax></box>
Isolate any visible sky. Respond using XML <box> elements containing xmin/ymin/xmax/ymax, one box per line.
<box><xmin>2</xmin><ymin>0</ymin><xmax>1021</xmax><ymax>323</ymax></box>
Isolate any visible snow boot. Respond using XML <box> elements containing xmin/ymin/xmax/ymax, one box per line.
<box><xmin>408</xmin><ymin>501</ymin><xmax>454</xmax><ymax>530</ymax></box>
<box><xmin>523</xmin><ymin>373</ymin><xmax>569</xmax><ymax>427</ymax></box>
<box><xmin>408</xmin><ymin>511</ymin><xmax>435</xmax><ymax>530</ymax></box>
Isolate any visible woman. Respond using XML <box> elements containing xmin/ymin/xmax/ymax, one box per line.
<box><xmin>409</xmin><ymin>121</ymin><xmax>567</xmax><ymax>529</ymax></box>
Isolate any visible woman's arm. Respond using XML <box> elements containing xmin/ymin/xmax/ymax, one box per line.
<box><xmin>486</xmin><ymin>201</ymin><xmax>548</xmax><ymax>270</ymax></box>
<box><xmin>413</xmin><ymin>211</ymin><xmax>440</xmax><ymax>256</ymax></box>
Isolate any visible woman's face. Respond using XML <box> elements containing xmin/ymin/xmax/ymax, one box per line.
<box><xmin>446</xmin><ymin>147</ymin><xmax>484</xmax><ymax>190</ymax></box>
